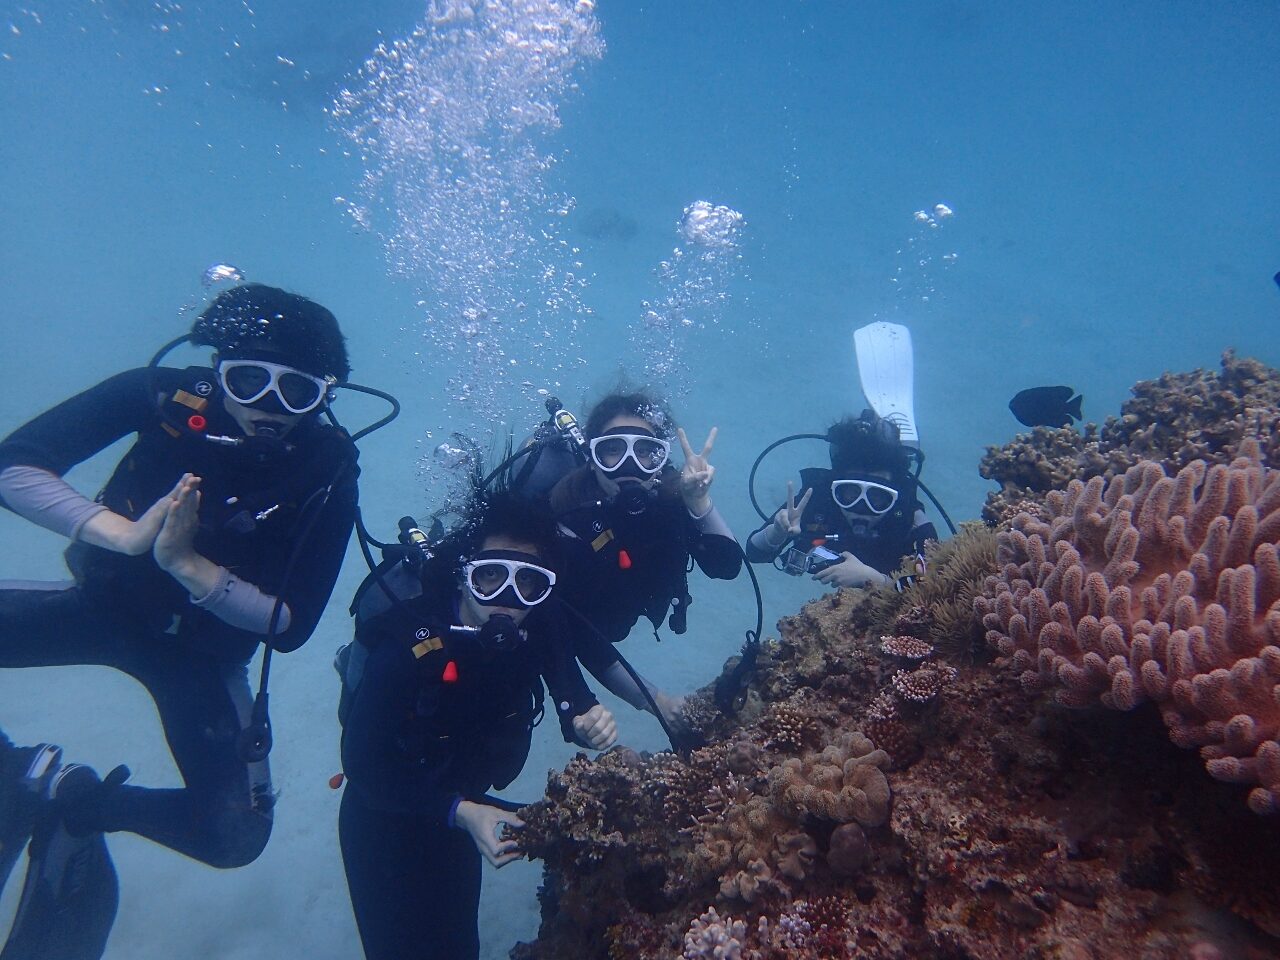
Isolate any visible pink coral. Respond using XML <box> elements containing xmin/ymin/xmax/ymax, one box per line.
<box><xmin>879</xmin><ymin>635</ymin><xmax>934</xmax><ymax>661</ymax></box>
<box><xmin>890</xmin><ymin>664</ymin><xmax>958</xmax><ymax>704</ymax></box>
<box><xmin>976</xmin><ymin>443</ymin><xmax>1280</xmax><ymax>813</ymax></box>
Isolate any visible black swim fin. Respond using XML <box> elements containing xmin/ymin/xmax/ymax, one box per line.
<box><xmin>0</xmin><ymin>744</ymin><xmax>62</xmax><ymax>905</ymax></box>
<box><xmin>1</xmin><ymin>766</ymin><xmax>119</xmax><ymax>960</ymax></box>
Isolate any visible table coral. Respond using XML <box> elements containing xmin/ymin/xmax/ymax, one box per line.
<box><xmin>976</xmin><ymin>442</ymin><xmax>1280</xmax><ymax>813</ymax></box>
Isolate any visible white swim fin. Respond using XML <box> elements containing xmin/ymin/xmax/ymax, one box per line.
<box><xmin>853</xmin><ymin>321</ymin><xmax>918</xmax><ymax>446</ymax></box>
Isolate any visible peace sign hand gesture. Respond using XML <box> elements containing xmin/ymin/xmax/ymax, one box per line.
<box><xmin>773</xmin><ymin>480</ymin><xmax>813</xmax><ymax>539</ymax></box>
<box><xmin>677</xmin><ymin>426</ymin><xmax>718</xmax><ymax>516</ymax></box>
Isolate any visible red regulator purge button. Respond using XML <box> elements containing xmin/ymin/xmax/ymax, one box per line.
<box><xmin>187</xmin><ymin>414</ymin><xmax>207</xmax><ymax>432</ymax></box>
<box><xmin>442</xmin><ymin>660</ymin><xmax>459</xmax><ymax>684</ymax></box>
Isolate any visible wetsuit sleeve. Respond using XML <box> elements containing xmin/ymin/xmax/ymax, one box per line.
<box><xmin>261</xmin><ymin>464</ymin><xmax>358</xmax><ymax>653</ymax></box>
<box><xmin>535</xmin><ymin>609</ymin><xmax>600</xmax><ymax>745</ymax></box>
<box><xmin>0</xmin><ymin>465</ymin><xmax>108</xmax><ymax>539</ymax></box>
<box><xmin>341</xmin><ymin>616</ymin><xmax>461</xmax><ymax>827</ymax></box>
<box><xmin>686</xmin><ymin>509</ymin><xmax>742</xmax><ymax>581</ymax></box>
<box><xmin>744</xmin><ymin>509</ymin><xmax>791</xmax><ymax>563</ymax></box>
<box><xmin>0</xmin><ymin>368</ymin><xmax>159</xmax><ymax>480</ymax></box>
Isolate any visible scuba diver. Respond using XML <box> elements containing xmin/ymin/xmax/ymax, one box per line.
<box><xmin>336</xmin><ymin>487</ymin><xmax>615</xmax><ymax>960</ymax></box>
<box><xmin>547</xmin><ymin>391</ymin><xmax>742</xmax><ymax>735</ymax></box>
<box><xmin>0</xmin><ymin>283</ymin><xmax>366</xmax><ymax>958</ymax></box>
<box><xmin>745</xmin><ymin>409</ymin><xmax>939</xmax><ymax>588</ymax></box>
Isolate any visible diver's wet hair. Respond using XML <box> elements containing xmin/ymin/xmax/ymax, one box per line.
<box><xmin>191</xmin><ymin>283</ymin><xmax>351</xmax><ymax>381</ymax></box>
<box><xmin>432</xmin><ymin>484</ymin><xmax>561</xmax><ymax>580</ymax></box>
<box><xmin>585</xmin><ymin>390</ymin><xmax>677</xmax><ymax>440</ymax></box>
<box><xmin>827</xmin><ymin>410</ymin><xmax>910</xmax><ymax>479</ymax></box>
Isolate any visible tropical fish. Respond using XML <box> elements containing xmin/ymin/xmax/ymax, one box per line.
<box><xmin>1009</xmin><ymin>386</ymin><xmax>1083</xmax><ymax>428</ymax></box>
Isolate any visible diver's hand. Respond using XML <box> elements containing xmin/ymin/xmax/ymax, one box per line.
<box><xmin>814</xmin><ymin>551</ymin><xmax>889</xmax><ymax>589</ymax></box>
<box><xmin>572</xmin><ymin>705</ymin><xmax>617</xmax><ymax>751</ymax></box>
<box><xmin>455</xmin><ymin>800</ymin><xmax>524</xmax><ymax>868</ymax></box>
<box><xmin>677</xmin><ymin>426</ymin><xmax>717</xmax><ymax>516</ymax></box>
<box><xmin>771</xmin><ymin>481</ymin><xmax>813</xmax><ymax>541</ymax></box>
<box><xmin>78</xmin><ymin>475</ymin><xmax>189</xmax><ymax>555</ymax></box>
<box><xmin>153</xmin><ymin>475</ymin><xmax>203</xmax><ymax>573</ymax></box>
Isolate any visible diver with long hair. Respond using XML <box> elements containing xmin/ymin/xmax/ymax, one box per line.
<box><xmin>547</xmin><ymin>390</ymin><xmax>742</xmax><ymax>736</ymax></box>
<box><xmin>0</xmin><ymin>283</ymin><xmax>368</xmax><ymax>957</ymax></box>
<box><xmin>337</xmin><ymin>484</ymin><xmax>615</xmax><ymax>960</ymax></box>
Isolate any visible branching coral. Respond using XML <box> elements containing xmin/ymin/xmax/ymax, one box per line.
<box><xmin>760</xmin><ymin>702</ymin><xmax>821</xmax><ymax>753</ymax></box>
<box><xmin>879</xmin><ymin>635</ymin><xmax>934</xmax><ymax>661</ymax></box>
<box><xmin>768</xmin><ymin>731</ymin><xmax>892</xmax><ymax>825</ymax></box>
<box><xmin>683</xmin><ymin>907</ymin><xmax>748</xmax><ymax>959</ymax></box>
<box><xmin>889</xmin><ymin>663</ymin><xmax>958</xmax><ymax>704</ymax></box>
<box><xmin>976</xmin><ymin>443</ymin><xmax>1280</xmax><ymax>813</ymax></box>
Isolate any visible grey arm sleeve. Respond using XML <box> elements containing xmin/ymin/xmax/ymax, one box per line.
<box><xmin>0</xmin><ymin>465</ymin><xmax>108</xmax><ymax>540</ymax></box>
<box><xmin>191</xmin><ymin>567</ymin><xmax>293</xmax><ymax>634</ymax></box>
<box><xmin>688</xmin><ymin>502</ymin><xmax>736</xmax><ymax>540</ymax></box>
<box><xmin>746</xmin><ymin>521</ymin><xmax>788</xmax><ymax>559</ymax></box>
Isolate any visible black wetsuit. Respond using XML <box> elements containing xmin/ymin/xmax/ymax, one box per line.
<box><xmin>0</xmin><ymin>366</ymin><xmax>358</xmax><ymax>867</ymax></box>
<box><xmin>338</xmin><ymin>577</ymin><xmax>597</xmax><ymax>960</ymax></box>
<box><xmin>548</xmin><ymin>465</ymin><xmax>742</xmax><ymax>678</ymax></box>
<box><xmin>745</xmin><ymin>466</ymin><xmax>937</xmax><ymax>576</ymax></box>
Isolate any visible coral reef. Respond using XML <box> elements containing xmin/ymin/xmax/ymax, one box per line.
<box><xmin>857</xmin><ymin>522</ymin><xmax>999</xmax><ymax>663</ymax></box>
<box><xmin>512</xmin><ymin>362</ymin><xmax>1280</xmax><ymax>960</ymax></box>
<box><xmin>976</xmin><ymin>443</ymin><xmax>1280</xmax><ymax>813</ymax></box>
<box><xmin>980</xmin><ymin>352</ymin><xmax>1280</xmax><ymax>523</ymax></box>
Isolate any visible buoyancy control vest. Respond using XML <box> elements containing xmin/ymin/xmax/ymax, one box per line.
<box><xmin>64</xmin><ymin>366</ymin><xmax>358</xmax><ymax>650</ymax></box>
<box><xmin>549</xmin><ymin>465</ymin><xmax>694</xmax><ymax>641</ymax></box>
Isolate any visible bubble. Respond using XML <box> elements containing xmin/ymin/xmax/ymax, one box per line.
<box><xmin>933</xmin><ymin>203</ymin><xmax>954</xmax><ymax>218</ymax></box>
<box><xmin>678</xmin><ymin>200</ymin><xmax>745</xmax><ymax>249</ymax></box>
<box><xmin>332</xmin><ymin>0</ymin><xmax>604</xmax><ymax>434</ymax></box>
<box><xmin>631</xmin><ymin>200</ymin><xmax>748</xmax><ymax>397</ymax></box>
<box><xmin>201</xmin><ymin>262</ymin><xmax>245</xmax><ymax>287</ymax></box>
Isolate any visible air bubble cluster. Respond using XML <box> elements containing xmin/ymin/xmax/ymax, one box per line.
<box><xmin>635</xmin><ymin>200</ymin><xmax>748</xmax><ymax>396</ymax></box>
<box><xmin>332</xmin><ymin>0</ymin><xmax>603</xmax><ymax>432</ymax></box>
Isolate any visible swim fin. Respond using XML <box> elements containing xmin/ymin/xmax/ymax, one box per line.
<box><xmin>0</xmin><ymin>744</ymin><xmax>62</xmax><ymax>904</ymax></box>
<box><xmin>1</xmin><ymin>766</ymin><xmax>118</xmax><ymax>960</ymax></box>
<box><xmin>853</xmin><ymin>321</ymin><xmax>919</xmax><ymax>446</ymax></box>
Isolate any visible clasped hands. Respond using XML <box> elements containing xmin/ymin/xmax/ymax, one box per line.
<box><xmin>83</xmin><ymin>473</ymin><xmax>204</xmax><ymax>576</ymax></box>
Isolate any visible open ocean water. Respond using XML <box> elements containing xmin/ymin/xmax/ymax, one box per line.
<box><xmin>0</xmin><ymin>2</ymin><xmax>1277</xmax><ymax>957</ymax></box>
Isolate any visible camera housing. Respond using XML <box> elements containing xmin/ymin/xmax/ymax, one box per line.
<box><xmin>782</xmin><ymin>543</ymin><xmax>841</xmax><ymax>576</ymax></box>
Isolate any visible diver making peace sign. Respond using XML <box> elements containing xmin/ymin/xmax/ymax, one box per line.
<box><xmin>547</xmin><ymin>391</ymin><xmax>742</xmax><ymax>740</ymax></box>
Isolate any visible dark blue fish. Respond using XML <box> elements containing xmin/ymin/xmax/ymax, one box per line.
<box><xmin>1009</xmin><ymin>386</ymin><xmax>1083</xmax><ymax>428</ymax></box>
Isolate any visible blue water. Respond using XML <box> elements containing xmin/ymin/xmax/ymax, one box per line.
<box><xmin>1</xmin><ymin>2</ymin><xmax>1277</xmax><ymax>957</ymax></box>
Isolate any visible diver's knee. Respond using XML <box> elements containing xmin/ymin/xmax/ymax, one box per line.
<box><xmin>203</xmin><ymin>805</ymin><xmax>273</xmax><ymax>869</ymax></box>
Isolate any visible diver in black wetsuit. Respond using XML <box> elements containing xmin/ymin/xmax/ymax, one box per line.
<box><xmin>547</xmin><ymin>391</ymin><xmax>742</xmax><ymax>733</ymax></box>
<box><xmin>337</xmin><ymin>490</ymin><xmax>615</xmax><ymax>960</ymax></box>
<box><xmin>745</xmin><ymin>410</ymin><xmax>938</xmax><ymax>588</ymax></box>
<box><xmin>0</xmin><ymin>283</ymin><xmax>360</xmax><ymax>957</ymax></box>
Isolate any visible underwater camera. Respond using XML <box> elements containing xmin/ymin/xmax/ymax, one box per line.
<box><xmin>782</xmin><ymin>543</ymin><xmax>842</xmax><ymax>576</ymax></box>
